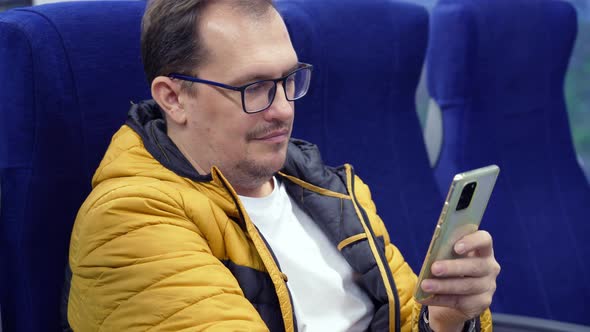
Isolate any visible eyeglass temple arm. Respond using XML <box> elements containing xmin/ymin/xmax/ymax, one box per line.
<box><xmin>169</xmin><ymin>74</ymin><xmax>242</xmax><ymax>91</ymax></box>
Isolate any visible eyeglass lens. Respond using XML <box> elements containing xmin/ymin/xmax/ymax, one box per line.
<box><xmin>243</xmin><ymin>67</ymin><xmax>311</xmax><ymax>113</ymax></box>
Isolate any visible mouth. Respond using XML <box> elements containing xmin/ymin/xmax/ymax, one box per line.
<box><xmin>254</xmin><ymin>128</ymin><xmax>290</xmax><ymax>143</ymax></box>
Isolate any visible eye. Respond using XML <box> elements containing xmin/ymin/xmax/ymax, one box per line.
<box><xmin>286</xmin><ymin>75</ymin><xmax>296</xmax><ymax>85</ymax></box>
<box><xmin>245</xmin><ymin>81</ymin><xmax>271</xmax><ymax>95</ymax></box>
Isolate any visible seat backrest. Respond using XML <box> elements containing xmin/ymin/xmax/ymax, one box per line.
<box><xmin>278</xmin><ymin>0</ymin><xmax>440</xmax><ymax>273</ymax></box>
<box><xmin>427</xmin><ymin>0</ymin><xmax>590</xmax><ymax>325</ymax></box>
<box><xmin>1</xmin><ymin>1</ymin><xmax>439</xmax><ymax>330</ymax></box>
<box><xmin>0</xmin><ymin>2</ymin><xmax>150</xmax><ymax>331</ymax></box>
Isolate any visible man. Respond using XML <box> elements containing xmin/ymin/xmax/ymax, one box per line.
<box><xmin>66</xmin><ymin>0</ymin><xmax>500</xmax><ymax>331</ymax></box>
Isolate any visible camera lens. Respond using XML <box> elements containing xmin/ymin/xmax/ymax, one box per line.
<box><xmin>456</xmin><ymin>181</ymin><xmax>477</xmax><ymax>211</ymax></box>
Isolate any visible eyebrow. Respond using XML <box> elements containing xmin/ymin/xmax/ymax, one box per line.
<box><xmin>231</xmin><ymin>62</ymin><xmax>300</xmax><ymax>86</ymax></box>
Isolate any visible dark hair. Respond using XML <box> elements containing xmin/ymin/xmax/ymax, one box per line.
<box><xmin>141</xmin><ymin>0</ymin><xmax>276</xmax><ymax>85</ymax></box>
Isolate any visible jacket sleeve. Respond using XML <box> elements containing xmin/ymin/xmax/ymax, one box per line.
<box><xmin>352</xmin><ymin>175</ymin><xmax>493</xmax><ymax>332</ymax></box>
<box><xmin>67</xmin><ymin>183</ymin><xmax>269</xmax><ymax>332</ymax></box>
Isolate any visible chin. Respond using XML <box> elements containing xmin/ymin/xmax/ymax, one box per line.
<box><xmin>268</xmin><ymin>153</ymin><xmax>288</xmax><ymax>172</ymax></box>
<box><xmin>240</xmin><ymin>141</ymin><xmax>289</xmax><ymax>175</ymax></box>
<box><xmin>262</xmin><ymin>147</ymin><xmax>289</xmax><ymax>172</ymax></box>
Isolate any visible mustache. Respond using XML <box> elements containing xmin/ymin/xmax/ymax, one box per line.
<box><xmin>246</xmin><ymin>120</ymin><xmax>291</xmax><ymax>140</ymax></box>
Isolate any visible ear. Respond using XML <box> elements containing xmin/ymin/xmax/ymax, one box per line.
<box><xmin>151</xmin><ymin>76</ymin><xmax>188</xmax><ymax>125</ymax></box>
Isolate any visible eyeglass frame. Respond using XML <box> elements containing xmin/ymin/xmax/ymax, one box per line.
<box><xmin>168</xmin><ymin>62</ymin><xmax>313</xmax><ymax>114</ymax></box>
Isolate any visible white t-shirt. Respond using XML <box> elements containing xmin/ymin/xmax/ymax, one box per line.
<box><xmin>239</xmin><ymin>177</ymin><xmax>374</xmax><ymax>332</ymax></box>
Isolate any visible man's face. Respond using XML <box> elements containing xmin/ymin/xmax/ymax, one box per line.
<box><xmin>179</xmin><ymin>4</ymin><xmax>298</xmax><ymax>192</ymax></box>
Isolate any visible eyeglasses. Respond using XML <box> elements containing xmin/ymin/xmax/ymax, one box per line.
<box><xmin>169</xmin><ymin>62</ymin><xmax>313</xmax><ymax>114</ymax></box>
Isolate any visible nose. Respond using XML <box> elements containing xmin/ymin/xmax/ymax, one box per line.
<box><xmin>263</xmin><ymin>82</ymin><xmax>293</xmax><ymax>121</ymax></box>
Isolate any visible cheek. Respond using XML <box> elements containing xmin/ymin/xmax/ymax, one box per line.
<box><xmin>220</xmin><ymin>115</ymin><xmax>253</xmax><ymax>139</ymax></box>
<box><xmin>187</xmin><ymin>90</ymin><xmax>264</xmax><ymax>153</ymax></box>
<box><xmin>193</xmin><ymin>95</ymin><xmax>247</xmax><ymax>136</ymax></box>
<box><xmin>208</xmin><ymin>113</ymin><xmax>257</xmax><ymax>154</ymax></box>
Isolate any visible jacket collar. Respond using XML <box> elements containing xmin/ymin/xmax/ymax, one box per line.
<box><xmin>126</xmin><ymin>99</ymin><xmax>212</xmax><ymax>182</ymax></box>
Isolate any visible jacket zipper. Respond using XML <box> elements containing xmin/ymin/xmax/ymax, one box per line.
<box><xmin>214</xmin><ymin>169</ymin><xmax>297</xmax><ymax>332</ymax></box>
<box><xmin>346</xmin><ymin>165</ymin><xmax>401</xmax><ymax>332</ymax></box>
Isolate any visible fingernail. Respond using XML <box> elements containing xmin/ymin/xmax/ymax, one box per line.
<box><xmin>422</xmin><ymin>280</ymin><xmax>435</xmax><ymax>292</ymax></box>
<box><xmin>432</xmin><ymin>263</ymin><xmax>445</xmax><ymax>276</ymax></box>
<box><xmin>455</xmin><ymin>242</ymin><xmax>465</xmax><ymax>254</ymax></box>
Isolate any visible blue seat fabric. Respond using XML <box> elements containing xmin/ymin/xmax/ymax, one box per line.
<box><xmin>427</xmin><ymin>0</ymin><xmax>590</xmax><ymax>325</ymax></box>
<box><xmin>0</xmin><ymin>2</ymin><xmax>151</xmax><ymax>331</ymax></box>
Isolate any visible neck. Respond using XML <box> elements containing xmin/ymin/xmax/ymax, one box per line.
<box><xmin>234</xmin><ymin>177</ymin><xmax>275</xmax><ymax>197</ymax></box>
<box><xmin>170</xmin><ymin>132</ymin><xmax>208</xmax><ymax>175</ymax></box>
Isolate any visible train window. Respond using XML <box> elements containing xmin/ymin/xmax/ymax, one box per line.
<box><xmin>0</xmin><ymin>0</ymin><xmax>32</xmax><ymax>12</ymax></box>
<box><xmin>565</xmin><ymin>1</ymin><xmax>590</xmax><ymax>181</ymax></box>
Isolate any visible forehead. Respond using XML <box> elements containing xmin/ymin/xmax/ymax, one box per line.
<box><xmin>199</xmin><ymin>3</ymin><xmax>298</xmax><ymax>76</ymax></box>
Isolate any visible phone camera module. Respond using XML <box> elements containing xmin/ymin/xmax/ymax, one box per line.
<box><xmin>456</xmin><ymin>181</ymin><xmax>477</xmax><ymax>211</ymax></box>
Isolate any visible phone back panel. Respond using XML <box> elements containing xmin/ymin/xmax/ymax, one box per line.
<box><xmin>414</xmin><ymin>165</ymin><xmax>500</xmax><ymax>301</ymax></box>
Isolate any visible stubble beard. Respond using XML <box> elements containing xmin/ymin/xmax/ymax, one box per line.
<box><xmin>225</xmin><ymin>119</ymin><xmax>292</xmax><ymax>194</ymax></box>
<box><xmin>230</xmin><ymin>141</ymin><xmax>288</xmax><ymax>192</ymax></box>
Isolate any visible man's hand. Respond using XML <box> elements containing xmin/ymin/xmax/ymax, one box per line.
<box><xmin>417</xmin><ymin>230</ymin><xmax>501</xmax><ymax>332</ymax></box>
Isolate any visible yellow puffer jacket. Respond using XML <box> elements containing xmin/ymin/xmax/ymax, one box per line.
<box><xmin>66</xmin><ymin>100</ymin><xmax>492</xmax><ymax>331</ymax></box>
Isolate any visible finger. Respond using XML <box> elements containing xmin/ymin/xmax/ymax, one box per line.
<box><xmin>431</xmin><ymin>257</ymin><xmax>492</xmax><ymax>278</ymax></box>
<box><xmin>420</xmin><ymin>277</ymin><xmax>491</xmax><ymax>296</ymax></box>
<box><xmin>454</xmin><ymin>230</ymin><xmax>493</xmax><ymax>257</ymax></box>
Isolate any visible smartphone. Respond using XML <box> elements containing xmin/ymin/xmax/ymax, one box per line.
<box><xmin>414</xmin><ymin>165</ymin><xmax>500</xmax><ymax>301</ymax></box>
